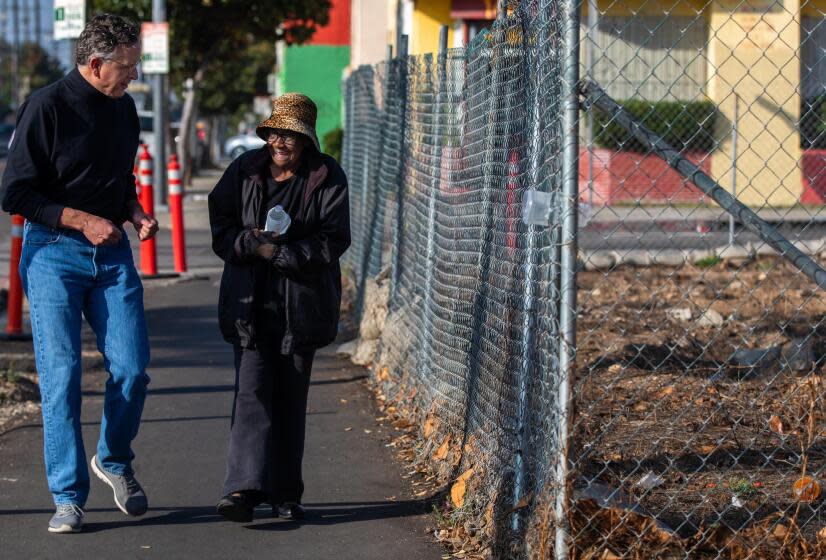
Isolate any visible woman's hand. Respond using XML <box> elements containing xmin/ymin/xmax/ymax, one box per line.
<box><xmin>245</xmin><ymin>229</ymin><xmax>278</xmax><ymax>261</ymax></box>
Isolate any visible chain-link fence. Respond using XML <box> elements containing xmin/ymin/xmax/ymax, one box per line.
<box><xmin>343</xmin><ymin>0</ymin><xmax>826</xmax><ymax>557</ymax></box>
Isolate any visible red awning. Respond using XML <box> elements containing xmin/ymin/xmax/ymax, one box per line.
<box><xmin>450</xmin><ymin>0</ymin><xmax>497</xmax><ymax>20</ymax></box>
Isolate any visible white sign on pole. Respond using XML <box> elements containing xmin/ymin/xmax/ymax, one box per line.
<box><xmin>141</xmin><ymin>22</ymin><xmax>169</xmax><ymax>74</ymax></box>
<box><xmin>53</xmin><ymin>0</ymin><xmax>85</xmax><ymax>40</ymax></box>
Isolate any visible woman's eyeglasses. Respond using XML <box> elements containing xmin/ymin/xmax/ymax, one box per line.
<box><xmin>267</xmin><ymin>129</ymin><xmax>299</xmax><ymax>147</ymax></box>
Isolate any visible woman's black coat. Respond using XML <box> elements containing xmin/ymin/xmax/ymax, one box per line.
<box><xmin>208</xmin><ymin>147</ymin><xmax>351</xmax><ymax>351</ymax></box>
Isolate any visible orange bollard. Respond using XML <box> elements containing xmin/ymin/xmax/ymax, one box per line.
<box><xmin>5</xmin><ymin>215</ymin><xmax>25</xmax><ymax>337</ymax></box>
<box><xmin>137</xmin><ymin>145</ymin><xmax>158</xmax><ymax>276</ymax></box>
<box><xmin>168</xmin><ymin>155</ymin><xmax>187</xmax><ymax>273</ymax></box>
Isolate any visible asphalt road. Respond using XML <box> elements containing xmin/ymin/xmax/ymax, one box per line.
<box><xmin>0</xmin><ymin>273</ymin><xmax>443</xmax><ymax>559</ymax></box>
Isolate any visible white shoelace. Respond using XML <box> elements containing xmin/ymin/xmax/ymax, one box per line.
<box><xmin>56</xmin><ymin>503</ymin><xmax>84</xmax><ymax>518</ymax></box>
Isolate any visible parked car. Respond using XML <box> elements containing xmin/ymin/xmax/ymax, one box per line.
<box><xmin>0</xmin><ymin>124</ymin><xmax>14</xmax><ymax>157</ymax></box>
<box><xmin>224</xmin><ymin>131</ymin><xmax>265</xmax><ymax>159</ymax></box>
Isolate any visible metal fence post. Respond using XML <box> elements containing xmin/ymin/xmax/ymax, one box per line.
<box><xmin>421</xmin><ymin>26</ymin><xmax>450</xmax><ymax>381</ymax></box>
<box><xmin>555</xmin><ymin>0</ymin><xmax>581</xmax><ymax>556</ymax></box>
<box><xmin>389</xmin><ymin>35</ymin><xmax>409</xmax><ymax>302</ymax></box>
<box><xmin>729</xmin><ymin>94</ymin><xmax>739</xmax><ymax>247</ymax></box>
<box><xmin>512</xmin><ymin>20</ymin><xmax>542</xmax><ymax>533</ymax></box>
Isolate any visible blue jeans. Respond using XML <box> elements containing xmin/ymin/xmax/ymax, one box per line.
<box><xmin>20</xmin><ymin>222</ymin><xmax>150</xmax><ymax>506</ymax></box>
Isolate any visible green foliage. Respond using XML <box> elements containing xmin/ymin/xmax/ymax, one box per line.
<box><xmin>322</xmin><ymin>127</ymin><xmax>343</xmax><ymax>161</ymax></box>
<box><xmin>695</xmin><ymin>254</ymin><xmax>723</xmax><ymax>268</ymax></box>
<box><xmin>89</xmin><ymin>0</ymin><xmax>331</xmax><ymax>93</ymax></box>
<box><xmin>198</xmin><ymin>40</ymin><xmax>275</xmax><ymax>118</ymax></box>
<box><xmin>592</xmin><ymin>99</ymin><xmax>719</xmax><ymax>153</ymax></box>
<box><xmin>728</xmin><ymin>477</ymin><xmax>758</xmax><ymax>497</ymax></box>
<box><xmin>0</xmin><ymin>41</ymin><xmax>64</xmax><ymax>109</ymax></box>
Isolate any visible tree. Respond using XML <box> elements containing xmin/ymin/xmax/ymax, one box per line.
<box><xmin>0</xmin><ymin>40</ymin><xmax>64</xmax><ymax>117</ymax></box>
<box><xmin>90</xmin><ymin>0</ymin><xmax>331</xmax><ymax>182</ymax></box>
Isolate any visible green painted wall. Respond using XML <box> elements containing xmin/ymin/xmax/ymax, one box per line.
<box><xmin>279</xmin><ymin>45</ymin><xmax>350</xmax><ymax>143</ymax></box>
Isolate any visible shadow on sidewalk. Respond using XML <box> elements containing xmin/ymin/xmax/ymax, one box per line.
<box><xmin>0</xmin><ymin>495</ymin><xmax>443</xmax><ymax>531</ymax></box>
<box><xmin>246</xmin><ymin>495</ymin><xmax>446</xmax><ymax>531</ymax></box>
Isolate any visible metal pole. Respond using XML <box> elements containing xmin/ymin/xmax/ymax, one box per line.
<box><xmin>512</xmin><ymin>18</ymin><xmax>543</xmax><ymax>532</ymax></box>
<box><xmin>389</xmin><ymin>34</ymin><xmax>408</xmax><ymax>301</ymax></box>
<box><xmin>420</xmin><ymin>25</ymin><xmax>449</xmax><ymax>386</ymax></box>
<box><xmin>729</xmin><ymin>94</ymin><xmax>739</xmax><ymax>247</ymax></box>
<box><xmin>555</xmin><ymin>0</ymin><xmax>581</xmax><ymax>555</ymax></box>
<box><xmin>585</xmin><ymin>0</ymin><xmax>598</xmax><ymax>210</ymax></box>
<box><xmin>582</xmin><ymin>80</ymin><xmax>826</xmax><ymax>290</ymax></box>
<box><xmin>152</xmin><ymin>0</ymin><xmax>168</xmax><ymax>208</ymax></box>
<box><xmin>34</xmin><ymin>0</ymin><xmax>41</xmax><ymax>46</ymax></box>
<box><xmin>11</xmin><ymin>0</ymin><xmax>19</xmax><ymax>109</ymax></box>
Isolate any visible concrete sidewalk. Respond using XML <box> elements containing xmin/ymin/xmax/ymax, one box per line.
<box><xmin>0</xmin><ymin>169</ymin><xmax>443</xmax><ymax>558</ymax></box>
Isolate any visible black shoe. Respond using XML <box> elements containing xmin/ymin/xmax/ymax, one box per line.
<box><xmin>274</xmin><ymin>502</ymin><xmax>305</xmax><ymax>520</ymax></box>
<box><xmin>216</xmin><ymin>493</ymin><xmax>255</xmax><ymax>523</ymax></box>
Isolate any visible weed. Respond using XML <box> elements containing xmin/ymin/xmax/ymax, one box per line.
<box><xmin>728</xmin><ymin>477</ymin><xmax>758</xmax><ymax>497</ymax></box>
<box><xmin>696</xmin><ymin>254</ymin><xmax>723</xmax><ymax>268</ymax></box>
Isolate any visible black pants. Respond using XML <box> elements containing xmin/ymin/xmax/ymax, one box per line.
<box><xmin>222</xmin><ymin>345</ymin><xmax>314</xmax><ymax>504</ymax></box>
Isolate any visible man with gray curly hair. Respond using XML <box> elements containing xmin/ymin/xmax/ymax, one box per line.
<box><xmin>1</xmin><ymin>13</ymin><xmax>158</xmax><ymax>533</ymax></box>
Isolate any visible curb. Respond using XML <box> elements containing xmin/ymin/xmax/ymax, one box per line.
<box><xmin>579</xmin><ymin>237</ymin><xmax>826</xmax><ymax>270</ymax></box>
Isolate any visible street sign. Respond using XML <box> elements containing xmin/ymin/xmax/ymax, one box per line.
<box><xmin>54</xmin><ymin>0</ymin><xmax>85</xmax><ymax>40</ymax></box>
<box><xmin>254</xmin><ymin>96</ymin><xmax>272</xmax><ymax>117</ymax></box>
<box><xmin>141</xmin><ymin>22</ymin><xmax>169</xmax><ymax>74</ymax></box>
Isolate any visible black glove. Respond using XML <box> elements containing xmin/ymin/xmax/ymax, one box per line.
<box><xmin>236</xmin><ymin>228</ymin><xmax>278</xmax><ymax>261</ymax></box>
<box><xmin>251</xmin><ymin>229</ymin><xmax>278</xmax><ymax>261</ymax></box>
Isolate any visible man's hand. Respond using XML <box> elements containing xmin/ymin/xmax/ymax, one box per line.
<box><xmin>59</xmin><ymin>208</ymin><xmax>122</xmax><ymax>246</ymax></box>
<box><xmin>129</xmin><ymin>204</ymin><xmax>159</xmax><ymax>241</ymax></box>
<box><xmin>83</xmin><ymin>216</ymin><xmax>123</xmax><ymax>246</ymax></box>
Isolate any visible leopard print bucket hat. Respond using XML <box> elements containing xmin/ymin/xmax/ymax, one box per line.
<box><xmin>255</xmin><ymin>93</ymin><xmax>320</xmax><ymax>151</ymax></box>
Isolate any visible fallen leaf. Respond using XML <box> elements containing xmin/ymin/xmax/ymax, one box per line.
<box><xmin>457</xmin><ymin>467</ymin><xmax>474</xmax><ymax>482</ymax></box>
<box><xmin>377</xmin><ymin>367</ymin><xmax>390</xmax><ymax>382</ymax></box>
<box><xmin>451</xmin><ymin>478</ymin><xmax>467</xmax><ymax>508</ymax></box>
<box><xmin>793</xmin><ymin>476</ymin><xmax>821</xmax><ymax>502</ymax></box>
<box><xmin>633</xmin><ymin>402</ymin><xmax>647</xmax><ymax>412</ymax></box>
<box><xmin>773</xmin><ymin>524</ymin><xmax>789</xmax><ymax>538</ymax></box>
<box><xmin>608</xmin><ymin>364</ymin><xmax>622</xmax><ymax>374</ymax></box>
<box><xmin>769</xmin><ymin>414</ymin><xmax>785</xmax><ymax>436</ymax></box>
<box><xmin>698</xmin><ymin>444</ymin><xmax>716</xmax><ymax>454</ymax></box>
<box><xmin>423</xmin><ymin>416</ymin><xmax>437</xmax><ymax>438</ymax></box>
<box><xmin>656</xmin><ymin>386</ymin><xmax>675</xmax><ymax>399</ymax></box>
<box><xmin>818</xmin><ymin>526</ymin><xmax>826</xmax><ymax>541</ymax></box>
<box><xmin>434</xmin><ymin>436</ymin><xmax>451</xmax><ymax>461</ymax></box>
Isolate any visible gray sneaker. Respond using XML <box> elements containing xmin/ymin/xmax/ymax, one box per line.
<box><xmin>90</xmin><ymin>454</ymin><xmax>148</xmax><ymax>516</ymax></box>
<box><xmin>48</xmin><ymin>503</ymin><xmax>84</xmax><ymax>533</ymax></box>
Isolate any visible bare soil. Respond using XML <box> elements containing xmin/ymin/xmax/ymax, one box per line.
<box><xmin>574</xmin><ymin>255</ymin><xmax>826</xmax><ymax>542</ymax></box>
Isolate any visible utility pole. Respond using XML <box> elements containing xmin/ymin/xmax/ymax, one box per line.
<box><xmin>11</xmin><ymin>0</ymin><xmax>19</xmax><ymax>109</ymax></box>
<box><xmin>151</xmin><ymin>0</ymin><xmax>168</xmax><ymax>207</ymax></box>
<box><xmin>34</xmin><ymin>0</ymin><xmax>41</xmax><ymax>47</ymax></box>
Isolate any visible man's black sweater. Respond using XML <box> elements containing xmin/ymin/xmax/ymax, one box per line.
<box><xmin>1</xmin><ymin>68</ymin><xmax>140</xmax><ymax>228</ymax></box>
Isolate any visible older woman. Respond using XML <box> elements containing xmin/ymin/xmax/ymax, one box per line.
<box><xmin>208</xmin><ymin>93</ymin><xmax>350</xmax><ymax>522</ymax></box>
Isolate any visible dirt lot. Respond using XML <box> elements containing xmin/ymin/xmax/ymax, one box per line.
<box><xmin>573</xmin><ymin>254</ymin><xmax>826</xmax><ymax>543</ymax></box>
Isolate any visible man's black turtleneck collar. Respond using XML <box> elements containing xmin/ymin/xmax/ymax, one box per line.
<box><xmin>64</xmin><ymin>67</ymin><xmax>113</xmax><ymax>105</ymax></box>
